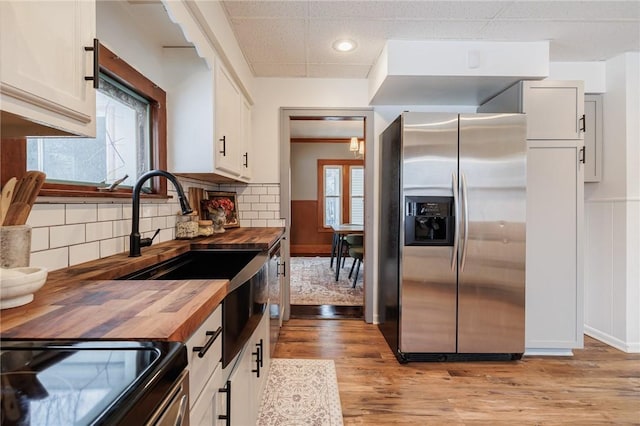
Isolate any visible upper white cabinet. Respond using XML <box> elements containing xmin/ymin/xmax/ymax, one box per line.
<box><xmin>480</xmin><ymin>80</ymin><xmax>585</xmax><ymax>140</ymax></box>
<box><xmin>214</xmin><ymin>63</ymin><xmax>242</xmax><ymax>176</ymax></box>
<box><xmin>584</xmin><ymin>94</ymin><xmax>603</xmax><ymax>182</ymax></box>
<box><xmin>162</xmin><ymin>1</ymin><xmax>252</xmax><ymax>183</ymax></box>
<box><xmin>239</xmin><ymin>97</ymin><xmax>252</xmax><ymax>180</ymax></box>
<box><xmin>0</xmin><ymin>0</ymin><xmax>96</xmax><ymax>137</ymax></box>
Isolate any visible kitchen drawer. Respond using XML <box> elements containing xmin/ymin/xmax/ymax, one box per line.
<box><xmin>186</xmin><ymin>304</ymin><xmax>222</xmax><ymax>408</ymax></box>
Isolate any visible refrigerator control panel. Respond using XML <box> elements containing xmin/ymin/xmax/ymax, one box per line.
<box><xmin>405</xmin><ymin>196</ymin><xmax>455</xmax><ymax>246</ymax></box>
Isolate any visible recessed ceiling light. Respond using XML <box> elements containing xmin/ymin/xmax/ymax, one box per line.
<box><xmin>333</xmin><ymin>39</ymin><xmax>357</xmax><ymax>52</ymax></box>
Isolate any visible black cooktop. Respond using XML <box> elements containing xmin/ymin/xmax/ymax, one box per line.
<box><xmin>0</xmin><ymin>340</ymin><xmax>187</xmax><ymax>426</ymax></box>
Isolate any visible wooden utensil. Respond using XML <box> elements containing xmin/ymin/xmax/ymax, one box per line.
<box><xmin>2</xmin><ymin>202</ymin><xmax>30</xmax><ymax>226</ymax></box>
<box><xmin>12</xmin><ymin>171</ymin><xmax>46</xmax><ymax>207</ymax></box>
<box><xmin>0</xmin><ymin>177</ymin><xmax>17</xmax><ymax>224</ymax></box>
<box><xmin>188</xmin><ymin>187</ymin><xmax>205</xmax><ymax>219</ymax></box>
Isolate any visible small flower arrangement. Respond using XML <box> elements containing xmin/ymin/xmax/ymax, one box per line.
<box><xmin>201</xmin><ymin>192</ymin><xmax>239</xmax><ymax>228</ymax></box>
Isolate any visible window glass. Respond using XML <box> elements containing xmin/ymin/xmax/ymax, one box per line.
<box><xmin>350</xmin><ymin>166</ymin><xmax>364</xmax><ymax>225</ymax></box>
<box><xmin>27</xmin><ymin>75</ymin><xmax>151</xmax><ymax>188</ymax></box>
<box><xmin>324</xmin><ymin>165</ymin><xmax>342</xmax><ymax>226</ymax></box>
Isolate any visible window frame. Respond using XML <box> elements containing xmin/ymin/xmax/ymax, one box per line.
<box><xmin>317</xmin><ymin>158</ymin><xmax>364</xmax><ymax>232</ymax></box>
<box><xmin>0</xmin><ymin>43</ymin><xmax>168</xmax><ymax>199</ymax></box>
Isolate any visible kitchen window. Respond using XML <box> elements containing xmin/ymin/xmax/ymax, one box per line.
<box><xmin>0</xmin><ymin>43</ymin><xmax>168</xmax><ymax>198</ymax></box>
<box><xmin>318</xmin><ymin>159</ymin><xmax>364</xmax><ymax>229</ymax></box>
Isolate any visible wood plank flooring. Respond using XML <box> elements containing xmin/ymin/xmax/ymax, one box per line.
<box><xmin>273</xmin><ymin>319</ymin><xmax>640</xmax><ymax>425</ymax></box>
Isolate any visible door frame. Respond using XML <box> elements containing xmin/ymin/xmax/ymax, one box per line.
<box><xmin>280</xmin><ymin>107</ymin><xmax>375</xmax><ymax>323</ymax></box>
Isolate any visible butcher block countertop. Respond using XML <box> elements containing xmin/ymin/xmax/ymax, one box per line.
<box><xmin>0</xmin><ymin>227</ymin><xmax>284</xmax><ymax>342</ymax></box>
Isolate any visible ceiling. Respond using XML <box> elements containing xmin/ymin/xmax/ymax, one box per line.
<box><xmin>219</xmin><ymin>0</ymin><xmax>640</xmax><ymax>79</ymax></box>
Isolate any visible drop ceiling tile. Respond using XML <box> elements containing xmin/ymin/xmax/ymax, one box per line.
<box><xmin>393</xmin><ymin>1</ymin><xmax>508</xmax><ymax>20</ymax></box>
<box><xmin>498</xmin><ymin>1</ymin><xmax>640</xmax><ymax>21</ymax></box>
<box><xmin>231</xmin><ymin>17</ymin><xmax>306</xmax><ymax>63</ymax></box>
<box><xmin>388</xmin><ymin>19</ymin><xmax>488</xmax><ymax>39</ymax></box>
<box><xmin>222</xmin><ymin>1</ymin><xmax>308</xmax><ymax>18</ymax></box>
<box><xmin>308</xmin><ymin>63</ymin><xmax>372</xmax><ymax>78</ymax></box>
<box><xmin>308</xmin><ymin>1</ymin><xmax>397</xmax><ymax>19</ymax></box>
<box><xmin>251</xmin><ymin>62</ymin><xmax>307</xmax><ymax>77</ymax></box>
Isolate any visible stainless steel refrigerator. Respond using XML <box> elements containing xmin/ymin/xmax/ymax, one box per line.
<box><xmin>378</xmin><ymin>112</ymin><xmax>526</xmax><ymax>362</ymax></box>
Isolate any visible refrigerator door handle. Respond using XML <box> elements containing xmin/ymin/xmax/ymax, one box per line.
<box><xmin>451</xmin><ymin>172</ymin><xmax>459</xmax><ymax>271</ymax></box>
<box><xmin>460</xmin><ymin>171</ymin><xmax>470</xmax><ymax>271</ymax></box>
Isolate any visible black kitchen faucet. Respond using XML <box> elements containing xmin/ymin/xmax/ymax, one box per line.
<box><xmin>129</xmin><ymin>170</ymin><xmax>192</xmax><ymax>257</ymax></box>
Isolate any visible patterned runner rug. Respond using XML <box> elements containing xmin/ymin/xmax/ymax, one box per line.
<box><xmin>257</xmin><ymin>359</ymin><xmax>344</xmax><ymax>426</ymax></box>
<box><xmin>289</xmin><ymin>257</ymin><xmax>363</xmax><ymax>306</ymax></box>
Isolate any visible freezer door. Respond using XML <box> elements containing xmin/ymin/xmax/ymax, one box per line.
<box><xmin>457</xmin><ymin>113</ymin><xmax>526</xmax><ymax>353</ymax></box>
<box><xmin>400</xmin><ymin>113</ymin><xmax>458</xmax><ymax>353</ymax></box>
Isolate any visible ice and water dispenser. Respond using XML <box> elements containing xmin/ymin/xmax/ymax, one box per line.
<box><xmin>404</xmin><ymin>196</ymin><xmax>455</xmax><ymax>246</ymax></box>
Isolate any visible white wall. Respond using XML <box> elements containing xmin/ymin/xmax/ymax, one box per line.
<box><xmin>584</xmin><ymin>52</ymin><xmax>640</xmax><ymax>353</ymax></box>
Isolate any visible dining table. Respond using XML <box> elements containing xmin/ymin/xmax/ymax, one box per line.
<box><xmin>330</xmin><ymin>223</ymin><xmax>364</xmax><ymax>281</ymax></box>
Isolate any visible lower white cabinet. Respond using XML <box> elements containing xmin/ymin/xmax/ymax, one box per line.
<box><xmin>525</xmin><ymin>140</ymin><xmax>584</xmax><ymax>353</ymax></box>
<box><xmin>220</xmin><ymin>308</ymin><xmax>270</xmax><ymax>425</ymax></box>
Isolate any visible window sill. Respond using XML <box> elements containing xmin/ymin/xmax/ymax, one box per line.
<box><xmin>38</xmin><ymin>188</ymin><xmax>169</xmax><ymax>201</ymax></box>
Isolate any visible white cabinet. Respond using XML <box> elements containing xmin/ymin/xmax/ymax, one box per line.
<box><xmin>584</xmin><ymin>94</ymin><xmax>603</xmax><ymax>183</ymax></box>
<box><xmin>239</xmin><ymin>97</ymin><xmax>252</xmax><ymax>180</ymax></box>
<box><xmin>214</xmin><ymin>63</ymin><xmax>242</xmax><ymax>176</ymax></box>
<box><xmin>525</xmin><ymin>141</ymin><xmax>584</xmax><ymax>351</ymax></box>
<box><xmin>218</xmin><ymin>308</ymin><xmax>270</xmax><ymax>425</ymax></box>
<box><xmin>0</xmin><ymin>0</ymin><xmax>96</xmax><ymax>137</ymax></box>
<box><xmin>480</xmin><ymin>80</ymin><xmax>585</xmax><ymax>140</ymax></box>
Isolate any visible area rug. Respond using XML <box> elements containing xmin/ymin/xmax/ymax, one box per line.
<box><xmin>289</xmin><ymin>257</ymin><xmax>363</xmax><ymax>306</ymax></box>
<box><xmin>257</xmin><ymin>359</ymin><xmax>344</xmax><ymax>426</ymax></box>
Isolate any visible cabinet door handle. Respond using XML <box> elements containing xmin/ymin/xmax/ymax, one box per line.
<box><xmin>219</xmin><ymin>136</ymin><xmax>226</xmax><ymax>156</ymax></box>
<box><xmin>579</xmin><ymin>114</ymin><xmax>586</xmax><ymax>133</ymax></box>
<box><xmin>243</xmin><ymin>152</ymin><xmax>249</xmax><ymax>168</ymax></box>
<box><xmin>84</xmin><ymin>38</ymin><xmax>99</xmax><ymax>89</ymax></box>
<box><xmin>252</xmin><ymin>345</ymin><xmax>261</xmax><ymax>377</ymax></box>
<box><xmin>218</xmin><ymin>380</ymin><xmax>231</xmax><ymax>426</ymax></box>
<box><xmin>192</xmin><ymin>326</ymin><xmax>222</xmax><ymax>358</ymax></box>
<box><xmin>580</xmin><ymin>146</ymin><xmax>586</xmax><ymax>164</ymax></box>
<box><xmin>277</xmin><ymin>261</ymin><xmax>286</xmax><ymax>277</ymax></box>
<box><xmin>257</xmin><ymin>338</ymin><xmax>264</xmax><ymax>367</ymax></box>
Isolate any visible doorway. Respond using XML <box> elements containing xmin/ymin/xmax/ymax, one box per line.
<box><xmin>279</xmin><ymin>108</ymin><xmax>375</xmax><ymax>323</ymax></box>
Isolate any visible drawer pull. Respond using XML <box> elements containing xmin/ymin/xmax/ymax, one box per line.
<box><xmin>193</xmin><ymin>326</ymin><xmax>222</xmax><ymax>358</ymax></box>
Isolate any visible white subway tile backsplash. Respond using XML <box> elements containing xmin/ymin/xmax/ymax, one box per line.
<box><xmin>27</xmin><ymin>204</ymin><xmax>65</xmax><ymax>227</ymax></box>
<box><xmin>50</xmin><ymin>224</ymin><xmax>85</xmax><ymax>248</ymax></box>
<box><xmin>151</xmin><ymin>216</ymin><xmax>167</xmax><ymax>230</ymax></box>
<box><xmin>30</xmin><ymin>227</ymin><xmax>49</xmax><ymax>251</ymax></box>
<box><xmin>70</xmin><ymin>241</ymin><xmax>100</xmax><ymax>266</ymax></box>
<box><xmin>100</xmin><ymin>237</ymin><xmax>124</xmax><ymax>258</ymax></box>
<box><xmin>31</xmin><ymin>247</ymin><xmax>69</xmax><ymax>271</ymax></box>
<box><xmin>113</xmin><ymin>219</ymin><xmax>133</xmax><ymax>238</ymax></box>
<box><xmin>28</xmin><ymin>182</ymin><xmax>280</xmax><ymax>269</ymax></box>
<box><xmin>259</xmin><ymin>211</ymin><xmax>275</xmax><ymax>220</ymax></box>
<box><xmin>141</xmin><ymin>204</ymin><xmax>158</xmax><ymax>218</ymax></box>
<box><xmin>267</xmin><ymin>219</ymin><xmax>285</xmax><ymax>227</ymax></box>
<box><xmin>139</xmin><ymin>218</ymin><xmax>153</xmax><ymax>233</ymax></box>
<box><xmin>242</xmin><ymin>211</ymin><xmax>259</xmax><ymax>220</ymax></box>
<box><xmin>86</xmin><ymin>221</ymin><xmax>113</xmax><ymax>242</ymax></box>
<box><xmin>66</xmin><ymin>204</ymin><xmax>97</xmax><ymax>224</ymax></box>
<box><xmin>98</xmin><ymin>204</ymin><xmax>123</xmax><ymax>221</ymax></box>
<box><xmin>251</xmin><ymin>186</ymin><xmax>268</xmax><ymax>195</ymax></box>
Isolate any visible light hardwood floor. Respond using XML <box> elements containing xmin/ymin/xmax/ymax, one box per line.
<box><xmin>273</xmin><ymin>319</ymin><xmax>640</xmax><ymax>425</ymax></box>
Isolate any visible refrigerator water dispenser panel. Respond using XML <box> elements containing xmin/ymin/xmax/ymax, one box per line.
<box><xmin>405</xmin><ymin>196</ymin><xmax>455</xmax><ymax>246</ymax></box>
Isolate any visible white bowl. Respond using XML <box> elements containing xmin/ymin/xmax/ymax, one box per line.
<box><xmin>0</xmin><ymin>267</ymin><xmax>48</xmax><ymax>309</ymax></box>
